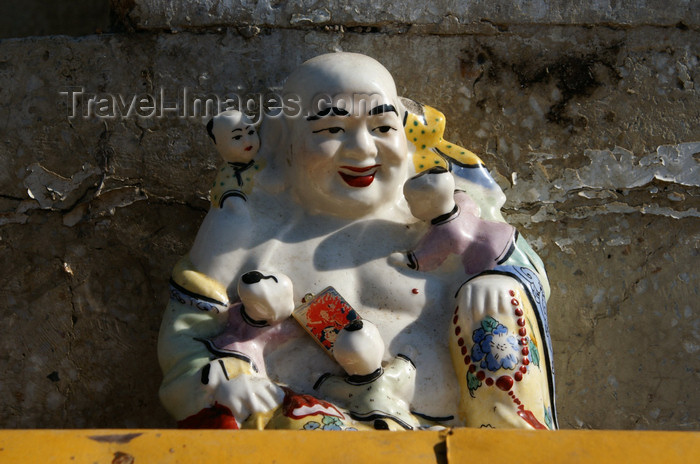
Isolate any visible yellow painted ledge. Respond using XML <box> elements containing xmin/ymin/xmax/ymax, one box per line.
<box><xmin>0</xmin><ymin>429</ymin><xmax>698</xmax><ymax>463</ymax></box>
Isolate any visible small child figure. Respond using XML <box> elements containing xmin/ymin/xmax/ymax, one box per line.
<box><xmin>393</xmin><ymin>167</ymin><xmax>518</xmax><ymax>275</ymax></box>
<box><xmin>313</xmin><ymin>319</ymin><xmax>420</xmax><ymax>430</ymax></box>
<box><xmin>197</xmin><ymin>270</ymin><xmax>295</xmax><ymax>377</ymax></box>
<box><xmin>206</xmin><ymin>110</ymin><xmax>261</xmax><ymax>208</ymax></box>
<box><xmin>190</xmin><ymin>270</ymin><xmax>296</xmax><ymax>429</ymax></box>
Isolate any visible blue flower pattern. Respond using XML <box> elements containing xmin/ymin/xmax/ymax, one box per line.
<box><xmin>471</xmin><ymin>320</ymin><xmax>519</xmax><ymax>371</ymax></box>
<box><xmin>301</xmin><ymin>416</ymin><xmax>357</xmax><ymax>431</ymax></box>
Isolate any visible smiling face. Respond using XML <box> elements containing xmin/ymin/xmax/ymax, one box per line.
<box><xmin>283</xmin><ymin>54</ymin><xmax>409</xmax><ymax>218</ymax></box>
<box><xmin>210</xmin><ymin>110</ymin><xmax>260</xmax><ymax>163</ymax></box>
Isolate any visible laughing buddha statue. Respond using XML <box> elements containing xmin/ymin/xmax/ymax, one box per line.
<box><xmin>159</xmin><ymin>52</ymin><xmax>558</xmax><ymax>431</ymax></box>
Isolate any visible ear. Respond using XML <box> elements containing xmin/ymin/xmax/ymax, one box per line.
<box><xmin>206</xmin><ymin>118</ymin><xmax>216</xmax><ymax>144</ymax></box>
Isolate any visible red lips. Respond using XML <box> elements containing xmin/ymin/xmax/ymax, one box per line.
<box><xmin>338</xmin><ymin>165</ymin><xmax>380</xmax><ymax>188</ymax></box>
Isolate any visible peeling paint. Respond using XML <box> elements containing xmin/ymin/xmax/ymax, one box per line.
<box><xmin>13</xmin><ymin>165</ymin><xmax>148</xmax><ymax>226</ymax></box>
<box><xmin>290</xmin><ymin>9</ymin><xmax>332</xmax><ymax>25</ymax></box>
<box><xmin>88</xmin><ymin>433</ymin><xmax>142</xmax><ymax>444</ymax></box>
<box><xmin>24</xmin><ymin>163</ymin><xmax>102</xmax><ymax>211</ymax></box>
<box><xmin>554</xmin><ymin>237</ymin><xmax>577</xmax><ymax>254</ymax></box>
<box><xmin>557</xmin><ymin>142</ymin><xmax>700</xmax><ymax>191</ymax></box>
<box><xmin>506</xmin><ymin>142</ymin><xmax>700</xmax><ymax>223</ymax></box>
<box><xmin>605</xmin><ymin>236</ymin><xmax>631</xmax><ymax>246</ymax></box>
<box><xmin>112</xmin><ymin>451</ymin><xmax>135</xmax><ymax>464</ymax></box>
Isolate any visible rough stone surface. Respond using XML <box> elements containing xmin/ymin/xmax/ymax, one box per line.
<box><xmin>1</xmin><ymin>10</ymin><xmax>698</xmax><ymax>430</ymax></box>
<box><xmin>128</xmin><ymin>0</ymin><xmax>700</xmax><ymax>31</ymax></box>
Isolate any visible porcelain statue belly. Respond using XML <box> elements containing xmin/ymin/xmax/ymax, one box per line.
<box><xmin>158</xmin><ymin>52</ymin><xmax>557</xmax><ymax>431</ymax></box>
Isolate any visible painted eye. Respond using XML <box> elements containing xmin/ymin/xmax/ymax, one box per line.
<box><xmin>248</xmin><ymin>130</ymin><xmax>255</xmax><ymax>135</ymax></box>
<box><xmin>232</xmin><ymin>135</ymin><xmax>242</xmax><ymax>140</ymax></box>
<box><xmin>312</xmin><ymin>127</ymin><xmax>345</xmax><ymax>134</ymax></box>
<box><xmin>373</xmin><ymin>125</ymin><xmax>395</xmax><ymax>133</ymax></box>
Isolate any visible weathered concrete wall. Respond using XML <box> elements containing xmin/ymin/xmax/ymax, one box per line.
<box><xmin>1</xmin><ymin>1</ymin><xmax>698</xmax><ymax>429</ymax></box>
<box><xmin>130</xmin><ymin>0</ymin><xmax>699</xmax><ymax>29</ymax></box>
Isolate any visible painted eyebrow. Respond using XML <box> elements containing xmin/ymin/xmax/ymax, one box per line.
<box><xmin>231</xmin><ymin>128</ymin><xmax>243</xmax><ymax>133</ymax></box>
<box><xmin>368</xmin><ymin>104</ymin><xmax>398</xmax><ymax>116</ymax></box>
<box><xmin>306</xmin><ymin>107</ymin><xmax>350</xmax><ymax>121</ymax></box>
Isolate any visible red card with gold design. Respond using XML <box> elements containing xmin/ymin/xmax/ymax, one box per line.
<box><xmin>292</xmin><ymin>287</ymin><xmax>361</xmax><ymax>355</ymax></box>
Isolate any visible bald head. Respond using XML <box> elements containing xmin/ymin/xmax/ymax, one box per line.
<box><xmin>284</xmin><ymin>53</ymin><xmax>400</xmax><ymax>118</ymax></box>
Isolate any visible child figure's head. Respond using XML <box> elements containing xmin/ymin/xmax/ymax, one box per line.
<box><xmin>333</xmin><ymin>320</ymin><xmax>384</xmax><ymax>376</ymax></box>
<box><xmin>403</xmin><ymin>167</ymin><xmax>456</xmax><ymax>222</ymax></box>
<box><xmin>207</xmin><ymin>110</ymin><xmax>260</xmax><ymax>163</ymax></box>
<box><xmin>237</xmin><ymin>270</ymin><xmax>294</xmax><ymax>325</ymax></box>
